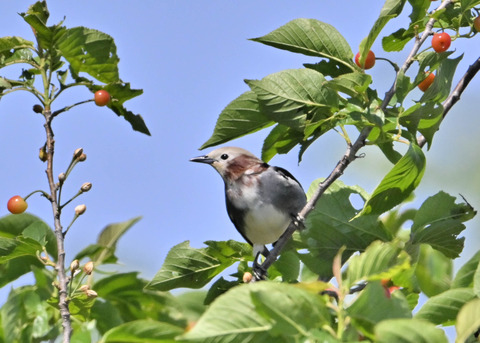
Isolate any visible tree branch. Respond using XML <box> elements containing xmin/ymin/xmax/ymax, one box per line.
<box><xmin>44</xmin><ymin>109</ymin><xmax>72</xmax><ymax>342</ymax></box>
<box><xmin>254</xmin><ymin>0</ymin><xmax>454</xmax><ymax>281</ymax></box>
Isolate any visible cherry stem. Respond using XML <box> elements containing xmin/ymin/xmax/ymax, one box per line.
<box><xmin>23</xmin><ymin>189</ymin><xmax>50</xmax><ymax>201</ymax></box>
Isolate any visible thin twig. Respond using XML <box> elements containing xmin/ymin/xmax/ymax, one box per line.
<box><xmin>255</xmin><ymin>0</ymin><xmax>454</xmax><ymax>280</ymax></box>
<box><xmin>44</xmin><ymin>109</ymin><xmax>72</xmax><ymax>342</ymax></box>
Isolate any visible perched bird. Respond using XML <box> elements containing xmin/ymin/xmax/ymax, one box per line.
<box><xmin>190</xmin><ymin>147</ymin><xmax>307</xmax><ymax>273</ymax></box>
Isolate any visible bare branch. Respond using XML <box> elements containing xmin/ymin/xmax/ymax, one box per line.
<box><xmin>44</xmin><ymin>109</ymin><xmax>72</xmax><ymax>342</ymax></box>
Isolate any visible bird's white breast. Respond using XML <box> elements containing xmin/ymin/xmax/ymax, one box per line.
<box><xmin>243</xmin><ymin>203</ymin><xmax>290</xmax><ymax>245</ymax></box>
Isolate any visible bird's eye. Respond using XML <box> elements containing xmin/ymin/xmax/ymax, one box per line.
<box><xmin>220</xmin><ymin>154</ymin><xmax>229</xmax><ymax>160</ymax></box>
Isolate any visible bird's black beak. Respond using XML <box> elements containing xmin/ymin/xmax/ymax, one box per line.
<box><xmin>190</xmin><ymin>155</ymin><xmax>215</xmax><ymax>164</ymax></box>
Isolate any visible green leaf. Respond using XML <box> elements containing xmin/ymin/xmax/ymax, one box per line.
<box><xmin>69</xmin><ymin>293</ymin><xmax>96</xmax><ymax>322</ymax></box>
<box><xmin>456</xmin><ymin>298</ymin><xmax>480</xmax><ymax>343</ymax></box>
<box><xmin>0</xmin><ymin>36</ymin><xmax>35</xmax><ymax>67</ymax></box>
<box><xmin>74</xmin><ymin>216</ymin><xmax>141</xmax><ymax>265</ymax></box>
<box><xmin>251</xmin><ymin>18</ymin><xmax>354</xmax><ymax>70</ymax></box>
<box><xmin>1</xmin><ymin>286</ymin><xmax>57</xmax><ymax>343</ymax></box>
<box><xmin>359</xmin><ymin>143</ymin><xmax>426</xmax><ymax>216</ymax></box>
<box><xmin>326</xmin><ymin>72</ymin><xmax>372</xmax><ymax>99</ymax></box>
<box><xmin>246</xmin><ymin>69</ymin><xmax>339</xmax><ymax>132</ymax></box>
<box><xmin>474</xmin><ymin>260</ymin><xmax>480</xmax><ymax>297</ymax></box>
<box><xmin>359</xmin><ymin>0</ymin><xmax>407</xmax><ymax>63</ymax></box>
<box><xmin>261</xmin><ymin>124</ymin><xmax>304</xmax><ymax>162</ymax></box>
<box><xmin>414</xmin><ymin>288</ymin><xmax>476</xmax><ymax>325</ymax></box>
<box><xmin>420</xmin><ymin>55</ymin><xmax>463</xmax><ymax>103</ymax></box>
<box><xmin>146</xmin><ymin>240</ymin><xmax>250</xmax><ymax>291</ymax></box>
<box><xmin>348</xmin><ymin>281</ymin><xmax>411</xmax><ymax>338</ymax></box>
<box><xmin>300</xmin><ymin>180</ymin><xmax>392</xmax><ymax>279</ymax></box>
<box><xmin>410</xmin><ymin>192</ymin><xmax>475</xmax><ymax>258</ymax></box>
<box><xmin>346</xmin><ymin>241</ymin><xmax>410</xmax><ymax>287</ymax></box>
<box><xmin>100</xmin><ymin>320</ymin><xmax>184</xmax><ymax>343</ymax></box>
<box><xmin>375</xmin><ymin>318</ymin><xmax>448</xmax><ymax>343</ymax></box>
<box><xmin>181</xmin><ymin>282</ymin><xmax>330</xmax><ymax>342</ymax></box>
<box><xmin>400</xmin><ymin>102</ymin><xmax>444</xmax><ymax>148</ymax></box>
<box><xmin>56</xmin><ymin>26</ymin><xmax>120</xmax><ymax>83</ymax></box>
<box><xmin>0</xmin><ymin>213</ymin><xmax>56</xmax><ymax>258</ymax></box>
<box><xmin>382</xmin><ymin>28</ymin><xmax>411</xmax><ymax>52</ymax></box>
<box><xmin>415</xmin><ymin>244</ymin><xmax>452</xmax><ymax>297</ymax></box>
<box><xmin>452</xmin><ymin>250</ymin><xmax>480</xmax><ymax>288</ymax></box>
<box><xmin>200</xmin><ymin>91</ymin><xmax>274</xmax><ymax>150</ymax></box>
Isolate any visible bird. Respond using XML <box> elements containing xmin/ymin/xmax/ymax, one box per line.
<box><xmin>190</xmin><ymin>147</ymin><xmax>307</xmax><ymax>276</ymax></box>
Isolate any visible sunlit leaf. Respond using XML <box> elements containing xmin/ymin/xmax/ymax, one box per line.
<box><xmin>251</xmin><ymin>18</ymin><xmax>354</xmax><ymax>70</ymax></box>
<box><xmin>456</xmin><ymin>298</ymin><xmax>480</xmax><ymax>343</ymax></box>
<box><xmin>375</xmin><ymin>318</ymin><xmax>448</xmax><ymax>343</ymax></box>
<box><xmin>414</xmin><ymin>288</ymin><xmax>476</xmax><ymax>325</ymax></box>
<box><xmin>100</xmin><ymin>320</ymin><xmax>184</xmax><ymax>343</ymax></box>
<box><xmin>201</xmin><ymin>91</ymin><xmax>274</xmax><ymax>150</ymax></box>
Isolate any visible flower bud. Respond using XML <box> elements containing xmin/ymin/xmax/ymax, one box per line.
<box><xmin>80</xmin><ymin>182</ymin><xmax>92</xmax><ymax>192</ymax></box>
<box><xmin>58</xmin><ymin>172</ymin><xmax>66</xmax><ymax>182</ymax></box>
<box><xmin>70</xmin><ymin>259</ymin><xmax>79</xmax><ymax>273</ymax></box>
<box><xmin>33</xmin><ymin>104</ymin><xmax>43</xmax><ymax>113</ymax></box>
<box><xmin>75</xmin><ymin>204</ymin><xmax>87</xmax><ymax>216</ymax></box>
<box><xmin>79</xmin><ymin>284</ymin><xmax>90</xmax><ymax>292</ymax></box>
<box><xmin>73</xmin><ymin>148</ymin><xmax>84</xmax><ymax>159</ymax></box>
<box><xmin>85</xmin><ymin>289</ymin><xmax>98</xmax><ymax>298</ymax></box>
<box><xmin>242</xmin><ymin>271</ymin><xmax>253</xmax><ymax>283</ymax></box>
<box><xmin>77</xmin><ymin>153</ymin><xmax>87</xmax><ymax>162</ymax></box>
<box><xmin>83</xmin><ymin>261</ymin><xmax>94</xmax><ymax>275</ymax></box>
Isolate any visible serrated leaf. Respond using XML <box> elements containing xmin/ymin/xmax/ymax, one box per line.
<box><xmin>69</xmin><ymin>293</ymin><xmax>96</xmax><ymax>322</ymax></box>
<box><xmin>456</xmin><ymin>298</ymin><xmax>480</xmax><ymax>343</ymax></box>
<box><xmin>300</xmin><ymin>180</ymin><xmax>392</xmax><ymax>279</ymax></box>
<box><xmin>326</xmin><ymin>72</ymin><xmax>372</xmax><ymax>99</ymax></box>
<box><xmin>100</xmin><ymin>319</ymin><xmax>183</xmax><ymax>343</ymax></box>
<box><xmin>348</xmin><ymin>281</ymin><xmax>411</xmax><ymax>337</ymax></box>
<box><xmin>410</xmin><ymin>192</ymin><xmax>475</xmax><ymax>258</ymax></box>
<box><xmin>57</xmin><ymin>26</ymin><xmax>120</xmax><ymax>83</ymax></box>
<box><xmin>201</xmin><ymin>91</ymin><xmax>274</xmax><ymax>150</ymax></box>
<box><xmin>359</xmin><ymin>0</ymin><xmax>407</xmax><ymax>64</ymax></box>
<box><xmin>0</xmin><ymin>36</ymin><xmax>35</xmax><ymax>67</ymax></box>
<box><xmin>375</xmin><ymin>318</ymin><xmax>448</xmax><ymax>343</ymax></box>
<box><xmin>414</xmin><ymin>288</ymin><xmax>476</xmax><ymax>325</ymax></box>
<box><xmin>452</xmin><ymin>250</ymin><xmax>480</xmax><ymax>288</ymax></box>
<box><xmin>181</xmin><ymin>282</ymin><xmax>329</xmax><ymax>342</ymax></box>
<box><xmin>246</xmin><ymin>69</ymin><xmax>339</xmax><ymax>132</ymax></box>
<box><xmin>346</xmin><ymin>241</ymin><xmax>410</xmax><ymax>287</ymax></box>
<box><xmin>251</xmin><ymin>18</ymin><xmax>354</xmax><ymax>70</ymax></box>
<box><xmin>359</xmin><ymin>144</ymin><xmax>426</xmax><ymax>217</ymax></box>
<box><xmin>0</xmin><ymin>213</ymin><xmax>57</xmax><ymax>262</ymax></box>
<box><xmin>146</xmin><ymin>240</ymin><xmax>248</xmax><ymax>291</ymax></box>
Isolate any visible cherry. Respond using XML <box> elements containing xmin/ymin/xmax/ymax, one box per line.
<box><xmin>355</xmin><ymin>50</ymin><xmax>376</xmax><ymax>70</ymax></box>
<box><xmin>7</xmin><ymin>195</ymin><xmax>28</xmax><ymax>214</ymax></box>
<box><xmin>418</xmin><ymin>72</ymin><xmax>435</xmax><ymax>92</ymax></box>
<box><xmin>431</xmin><ymin>33</ymin><xmax>451</xmax><ymax>53</ymax></box>
<box><xmin>94</xmin><ymin>90</ymin><xmax>111</xmax><ymax>106</ymax></box>
<box><xmin>474</xmin><ymin>16</ymin><xmax>480</xmax><ymax>32</ymax></box>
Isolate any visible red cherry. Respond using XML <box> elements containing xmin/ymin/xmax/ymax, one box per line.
<box><xmin>474</xmin><ymin>17</ymin><xmax>480</xmax><ymax>32</ymax></box>
<box><xmin>418</xmin><ymin>72</ymin><xmax>435</xmax><ymax>92</ymax></box>
<box><xmin>7</xmin><ymin>195</ymin><xmax>28</xmax><ymax>214</ymax></box>
<box><xmin>431</xmin><ymin>33</ymin><xmax>451</xmax><ymax>53</ymax></box>
<box><xmin>94</xmin><ymin>90</ymin><xmax>111</xmax><ymax>106</ymax></box>
<box><xmin>355</xmin><ymin>50</ymin><xmax>376</xmax><ymax>70</ymax></box>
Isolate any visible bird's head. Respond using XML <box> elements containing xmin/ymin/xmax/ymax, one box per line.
<box><xmin>190</xmin><ymin>147</ymin><xmax>266</xmax><ymax>182</ymax></box>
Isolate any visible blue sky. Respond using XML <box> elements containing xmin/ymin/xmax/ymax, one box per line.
<box><xmin>1</xmin><ymin>0</ymin><xmax>479</xmax><ymax>333</ymax></box>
